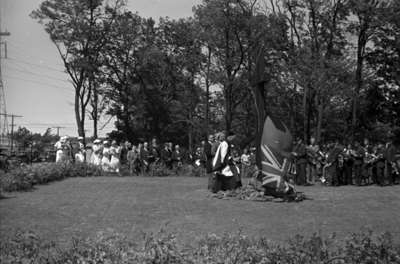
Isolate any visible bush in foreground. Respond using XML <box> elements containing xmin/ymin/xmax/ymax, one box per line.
<box><xmin>1</xmin><ymin>229</ymin><xmax>399</xmax><ymax>264</ymax></box>
<box><xmin>0</xmin><ymin>162</ymin><xmax>103</xmax><ymax>192</ymax></box>
<box><xmin>0</xmin><ymin>162</ymin><xmax>207</xmax><ymax>194</ymax></box>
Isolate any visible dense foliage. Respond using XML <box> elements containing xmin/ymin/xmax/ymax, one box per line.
<box><xmin>0</xmin><ymin>162</ymin><xmax>204</xmax><ymax>193</ymax></box>
<box><xmin>32</xmin><ymin>0</ymin><xmax>400</xmax><ymax>147</ymax></box>
<box><xmin>0</xmin><ymin>162</ymin><xmax>103</xmax><ymax>192</ymax></box>
<box><xmin>1</xmin><ymin>229</ymin><xmax>399</xmax><ymax>263</ymax></box>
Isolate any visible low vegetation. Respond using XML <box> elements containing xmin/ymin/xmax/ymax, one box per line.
<box><xmin>0</xmin><ymin>162</ymin><xmax>103</xmax><ymax>193</ymax></box>
<box><xmin>1</xmin><ymin>229</ymin><xmax>399</xmax><ymax>264</ymax></box>
<box><xmin>0</xmin><ymin>162</ymin><xmax>205</xmax><ymax>193</ymax></box>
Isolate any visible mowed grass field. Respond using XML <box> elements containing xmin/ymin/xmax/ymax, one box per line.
<box><xmin>1</xmin><ymin>176</ymin><xmax>400</xmax><ymax>244</ymax></box>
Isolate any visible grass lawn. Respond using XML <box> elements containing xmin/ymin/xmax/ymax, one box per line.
<box><xmin>1</xmin><ymin>176</ymin><xmax>400</xmax><ymax>245</ymax></box>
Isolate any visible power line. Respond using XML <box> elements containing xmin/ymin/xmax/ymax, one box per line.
<box><xmin>4</xmin><ymin>63</ymin><xmax>70</xmax><ymax>83</ymax></box>
<box><xmin>3</xmin><ymin>74</ymin><xmax>73</xmax><ymax>92</ymax></box>
<box><xmin>7</xmin><ymin>43</ymin><xmax>66</xmax><ymax>68</ymax></box>
<box><xmin>7</xmin><ymin>57</ymin><xmax>65</xmax><ymax>73</ymax></box>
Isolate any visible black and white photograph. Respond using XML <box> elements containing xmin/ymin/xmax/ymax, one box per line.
<box><xmin>1</xmin><ymin>0</ymin><xmax>400</xmax><ymax>263</ymax></box>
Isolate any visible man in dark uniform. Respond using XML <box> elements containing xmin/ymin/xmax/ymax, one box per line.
<box><xmin>385</xmin><ymin>140</ymin><xmax>398</xmax><ymax>185</ymax></box>
<box><xmin>140</xmin><ymin>142</ymin><xmax>150</xmax><ymax>174</ymax></box>
<box><xmin>352</xmin><ymin>141</ymin><xmax>365</xmax><ymax>186</ymax></box>
<box><xmin>375</xmin><ymin>143</ymin><xmax>386</xmax><ymax>186</ymax></box>
<box><xmin>204</xmin><ymin>134</ymin><xmax>215</xmax><ymax>190</ymax></box>
<box><xmin>343</xmin><ymin>143</ymin><xmax>354</xmax><ymax>185</ymax></box>
<box><xmin>306</xmin><ymin>136</ymin><xmax>320</xmax><ymax>185</ymax></box>
<box><xmin>160</xmin><ymin>142</ymin><xmax>173</xmax><ymax>170</ymax></box>
<box><xmin>148</xmin><ymin>138</ymin><xmax>160</xmax><ymax>165</ymax></box>
<box><xmin>292</xmin><ymin>138</ymin><xmax>307</xmax><ymax>186</ymax></box>
<box><xmin>326</xmin><ymin>141</ymin><xmax>344</xmax><ymax>186</ymax></box>
<box><xmin>362</xmin><ymin>138</ymin><xmax>374</xmax><ymax>185</ymax></box>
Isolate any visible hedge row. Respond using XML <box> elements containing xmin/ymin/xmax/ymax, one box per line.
<box><xmin>1</xmin><ymin>229</ymin><xmax>399</xmax><ymax>264</ymax></box>
<box><xmin>0</xmin><ymin>162</ymin><xmax>205</xmax><ymax>193</ymax></box>
<box><xmin>0</xmin><ymin>162</ymin><xmax>103</xmax><ymax>192</ymax></box>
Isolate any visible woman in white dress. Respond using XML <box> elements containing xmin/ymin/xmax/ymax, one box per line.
<box><xmin>110</xmin><ymin>140</ymin><xmax>122</xmax><ymax>174</ymax></box>
<box><xmin>75</xmin><ymin>136</ymin><xmax>86</xmax><ymax>163</ymax></box>
<box><xmin>91</xmin><ymin>139</ymin><xmax>103</xmax><ymax>166</ymax></box>
<box><xmin>101</xmin><ymin>141</ymin><xmax>111</xmax><ymax>172</ymax></box>
<box><xmin>55</xmin><ymin>136</ymin><xmax>69</xmax><ymax>163</ymax></box>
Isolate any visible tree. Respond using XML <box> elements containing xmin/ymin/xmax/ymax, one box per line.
<box><xmin>194</xmin><ymin>0</ymin><xmax>249</xmax><ymax>132</ymax></box>
<box><xmin>31</xmin><ymin>0</ymin><xmax>123</xmax><ymax>138</ymax></box>
<box><xmin>365</xmin><ymin>0</ymin><xmax>400</xmax><ymax>137</ymax></box>
<box><xmin>347</xmin><ymin>0</ymin><xmax>389</xmax><ymax>139</ymax></box>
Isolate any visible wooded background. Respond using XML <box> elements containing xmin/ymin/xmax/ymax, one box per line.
<box><xmin>31</xmin><ymin>0</ymin><xmax>400</xmax><ymax>151</ymax></box>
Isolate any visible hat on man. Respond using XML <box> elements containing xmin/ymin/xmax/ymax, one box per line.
<box><xmin>78</xmin><ymin>136</ymin><xmax>84</xmax><ymax>141</ymax></box>
<box><xmin>94</xmin><ymin>139</ymin><xmax>101</xmax><ymax>144</ymax></box>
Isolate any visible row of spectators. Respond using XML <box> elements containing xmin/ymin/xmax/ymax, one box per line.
<box><xmin>54</xmin><ymin>134</ymin><xmax>400</xmax><ymax>186</ymax></box>
<box><xmin>292</xmin><ymin>137</ymin><xmax>400</xmax><ymax>186</ymax></box>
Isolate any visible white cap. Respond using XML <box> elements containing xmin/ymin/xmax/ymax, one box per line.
<box><xmin>78</xmin><ymin>136</ymin><xmax>84</xmax><ymax>140</ymax></box>
<box><xmin>94</xmin><ymin>139</ymin><xmax>101</xmax><ymax>144</ymax></box>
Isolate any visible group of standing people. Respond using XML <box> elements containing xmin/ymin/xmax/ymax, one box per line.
<box><xmin>90</xmin><ymin>140</ymin><xmax>122</xmax><ymax>173</ymax></box>
<box><xmin>54</xmin><ymin>133</ymin><xmax>400</xmax><ymax>189</ymax></box>
<box><xmin>122</xmin><ymin>139</ymin><xmax>185</xmax><ymax>175</ymax></box>
<box><xmin>54</xmin><ymin>136</ymin><xmax>85</xmax><ymax>163</ymax></box>
<box><xmin>292</xmin><ymin>137</ymin><xmax>400</xmax><ymax>186</ymax></box>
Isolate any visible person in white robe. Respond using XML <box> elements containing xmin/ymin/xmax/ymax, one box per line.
<box><xmin>110</xmin><ymin>140</ymin><xmax>121</xmax><ymax>174</ymax></box>
<box><xmin>54</xmin><ymin>136</ymin><xmax>69</xmax><ymax>163</ymax></box>
<box><xmin>91</xmin><ymin>139</ymin><xmax>103</xmax><ymax>166</ymax></box>
<box><xmin>210</xmin><ymin>132</ymin><xmax>241</xmax><ymax>192</ymax></box>
<box><xmin>101</xmin><ymin>141</ymin><xmax>112</xmax><ymax>172</ymax></box>
<box><xmin>75</xmin><ymin>137</ymin><xmax>86</xmax><ymax>163</ymax></box>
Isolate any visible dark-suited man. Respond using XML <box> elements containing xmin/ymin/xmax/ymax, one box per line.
<box><xmin>160</xmin><ymin>143</ymin><xmax>173</xmax><ymax>170</ymax></box>
<box><xmin>292</xmin><ymin>138</ymin><xmax>307</xmax><ymax>186</ymax></box>
<box><xmin>205</xmin><ymin>134</ymin><xmax>215</xmax><ymax>190</ymax></box>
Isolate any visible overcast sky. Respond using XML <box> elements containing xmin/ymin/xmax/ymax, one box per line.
<box><xmin>1</xmin><ymin>0</ymin><xmax>200</xmax><ymax>137</ymax></box>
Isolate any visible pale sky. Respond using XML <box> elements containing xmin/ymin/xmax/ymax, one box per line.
<box><xmin>1</xmin><ymin>0</ymin><xmax>200</xmax><ymax>137</ymax></box>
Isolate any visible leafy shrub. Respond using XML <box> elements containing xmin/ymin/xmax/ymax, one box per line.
<box><xmin>1</xmin><ymin>229</ymin><xmax>399</xmax><ymax>264</ymax></box>
<box><xmin>140</xmin><ymin>163</ymin><xmax>205</xmax><ymax>178</ymax></box>
<box><xmin>0</xmin><ymin>162</ymin><xmax>103</xmax><ymax>193</ymax></box>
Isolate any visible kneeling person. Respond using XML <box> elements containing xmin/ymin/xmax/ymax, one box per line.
<box><xmin>209</xmin><ymin>132</ymin><xmax>241</xmax><ymax>193</ymax></box>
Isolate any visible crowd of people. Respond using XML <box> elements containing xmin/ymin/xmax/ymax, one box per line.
<box><xmin>292</xmin><ymin>137</ymin><xmax>400</xmax><ymax>187</ymax></box>
<box><xmin>53</xmin><ymin>133</ymin><xmax>400</xmax><ymax>187</ymax></box>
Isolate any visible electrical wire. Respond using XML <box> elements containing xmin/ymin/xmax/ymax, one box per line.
<box><xmin>3</xmin><ymin>74</ymin><xmax>73</xmax><ymax>92</ymax></box>
<box><xmin>4</xmin><ymin>63</ymin><xmax>70</xmax><ymax>83</ymax></box>
<box><xmin>7</xmin><ymin>42</ymin><xmax>65</xmax><ymax>68</ymax></box>
<box><xmin>6</xmin><ymin>57</ymin><xmax>65</xmax><ymax>73</ymax></box>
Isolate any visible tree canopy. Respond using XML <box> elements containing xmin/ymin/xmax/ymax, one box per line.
<box><xmin>32</xmin><ymin>0</ymin><xmax>400</xmax><ymax>147</ymax></box>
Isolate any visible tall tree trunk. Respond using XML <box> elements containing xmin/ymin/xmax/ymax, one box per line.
<box><xmin>225</xmin><ymin>83</ymin><xmax>233</xmax><ymax>133</ymax></box>
<box><xmin>205</xmin><ymin>46</ymin><xmax>211</xmax><ymax>134</ymax></box>
<box><xmin>188</xmin><ymin>110</ymin><xmax>193</xmax><ymax>154</ymax></box>
<box><xmin>316</xmin><ymin>98</ymin><xmax>323</xmax><ymax>142</ymax></box>
<box><xmin>75</xmin><ymin>88</ymin><xmax>84</xmax><ymax>138</ymax></box>
<box><xmin>92</xmin><ymin>81</ymin><xmax>98</xmax><ymax>139</ymax></box>
<box><xmin>302</xmin><ymin>85</ymin><xmax>308</xmax><ymax>141</ymax></box>
<box><xmin>352</xmin><ymin>23</ymin><xmax>367</xmax><ymax>140</ymax></box>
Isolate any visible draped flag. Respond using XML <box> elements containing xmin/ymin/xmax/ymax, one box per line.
<box><xmin>258</xmin><ymin>116</ymin><xmax>296</xmax><ymax>196</ymax></box>
<box><xmin>250</xmin><ymin>42</ymin><xmax>302</xmax><ymax>200</ymax></box>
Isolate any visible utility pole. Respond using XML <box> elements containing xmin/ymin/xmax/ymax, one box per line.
<box><xmin>52</xmin><ymin>126</ymin><xmax>65</xmax><ymax>137</ymax></box>
<box><xmin>0</xmin><ymin>113</ymin><xmax>22</xmax><ymax>152</ymax></box>
<box><xmin>0</xmin><ymin>14</ymin><xmax>11</xmax><ymax>148</ymax></box>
